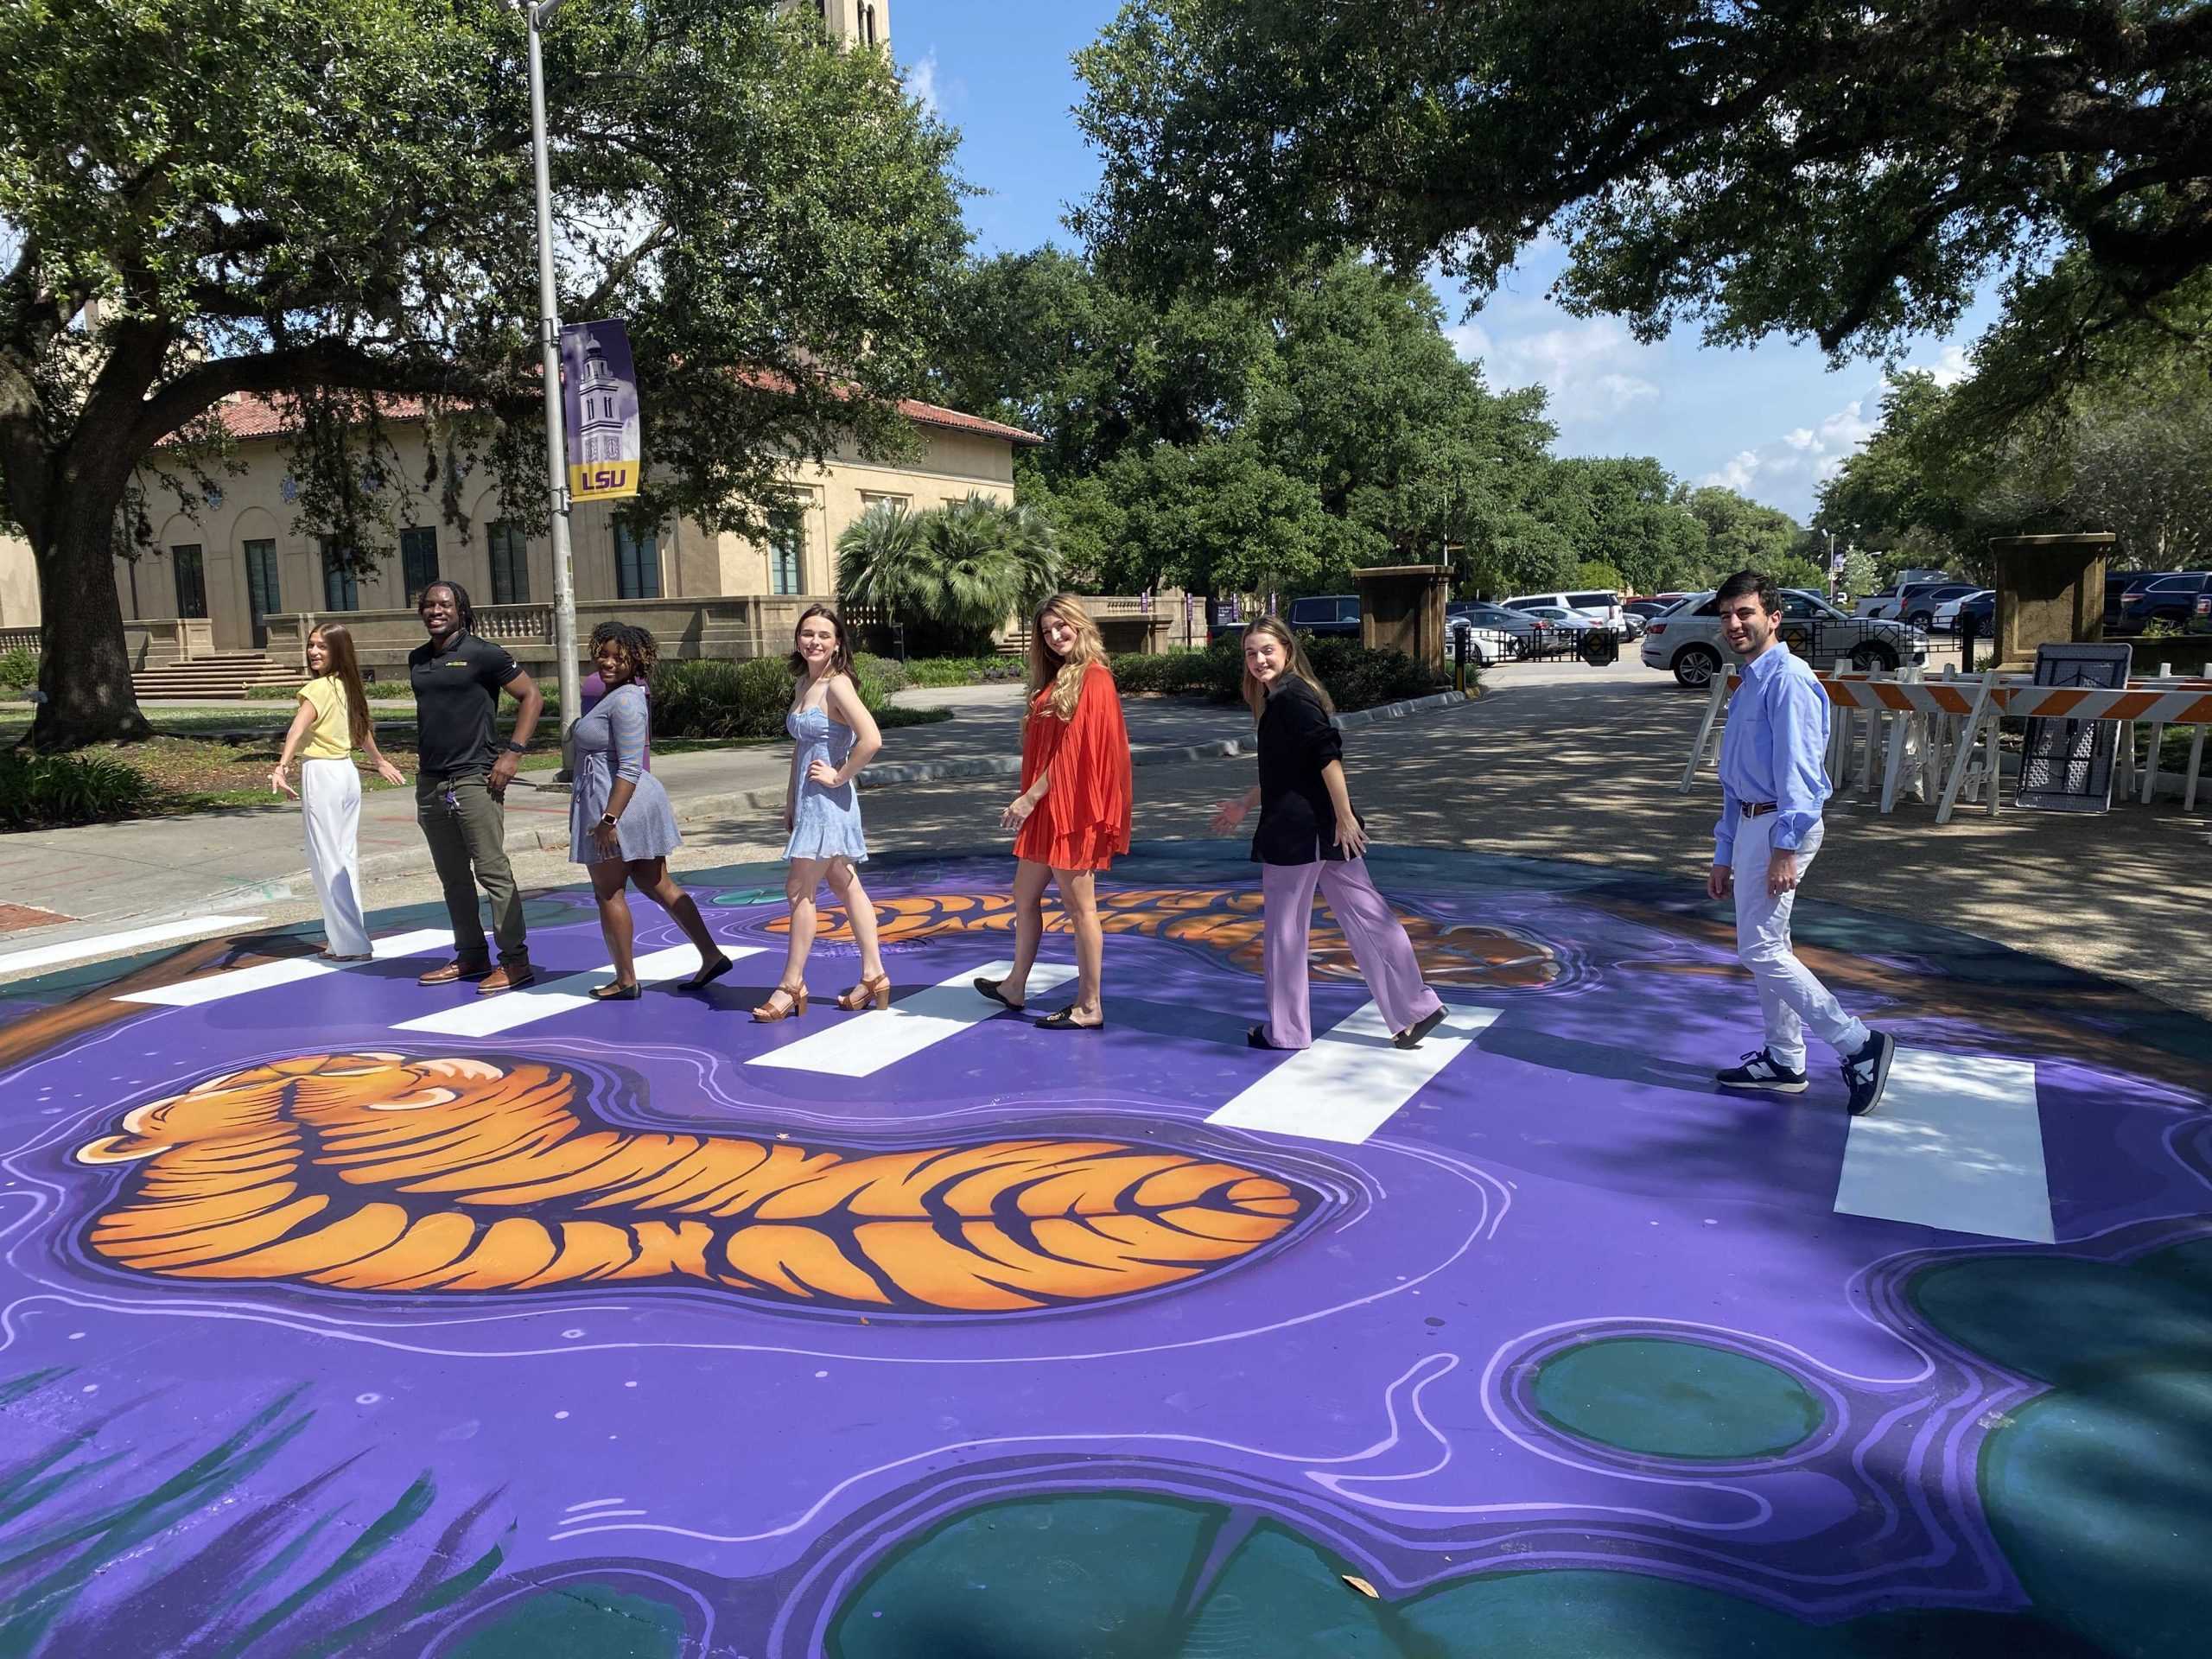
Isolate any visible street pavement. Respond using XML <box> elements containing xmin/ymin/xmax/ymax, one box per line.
<box><xmin>7</xmin><ymin>656</ymin><xmax>2208</xmax><ymax>1018</ymax></box>
<box><xmin>0</xmin><ymin>680</ymin><xmax>1456</xmax><ymax>956</ymax></box>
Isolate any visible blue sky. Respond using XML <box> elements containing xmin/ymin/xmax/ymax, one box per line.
<box><xmin>896</xmin><ymin>0</ymin><xmax>1999</xmax><ymax>525</ymax></box>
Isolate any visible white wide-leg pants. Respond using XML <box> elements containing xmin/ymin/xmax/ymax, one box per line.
<box><xmin>1730</xmin><ymin>812</ymin><xmax>1868</xmax><ymax>1072</ymax></box>
<box><xmin>302</xmin><ymin>757</ymin><xmax>371</xmax><ymax>957</ymax></box>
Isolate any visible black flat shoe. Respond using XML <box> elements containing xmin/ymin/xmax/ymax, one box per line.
<box><xmin>1038</xmin><ymin>1008</ymin><xmax>1104</xmax><ymax>1032</ymax></box>
<box><xmin>974</xmin><ymin>976</ymin><xmax>1027</xmax><ymax>1013</ymax></box>
<box><xmin>1247</xmin><ymin>1024</ymin><xmax>1294</xmax><ymax>1051</ymax></box>
<box><xmin>1393</xmin><ymin>1007</ymin><xmax>1448</xmax><ymax>1049</ymax></box>
<box><xmin>682</xmin><ymin>955</ymin><xmax>734</xmax><ymax>992</ymax></box>
<box><xmin>590</xmin><ymin>982</ymin><xmax>643</xmax><ymax>1001</ymax></box>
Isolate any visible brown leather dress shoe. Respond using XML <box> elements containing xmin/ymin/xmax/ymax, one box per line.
<box><xmin>418</xmin><ymin>957</ymin><xmax>493</xmax><ymax>986</ymax></box>
<box><xmin>474</xmin><ymin>963</ymin><xmax>537</xmax><ymax>995</ymax></box>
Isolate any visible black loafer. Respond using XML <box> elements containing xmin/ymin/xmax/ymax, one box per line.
<box><xmin>974</xmin><ymin>976</ymin><xmax>1027</xmax><ymax>1013</ymax></box>
<box><xmin>1247</xmin><ymin>1024</ymin><xmax>1294</xmax><ymax>1051</ymax></box>
<box><xmin>1037</xmin><ymin>1008</ymin><xmax>1103</xmax><ymax>1032</ymax></box>
<box><xmin>1393</xmin><ymin>1007</ymin><xmax>1448</xmax><ymax>1050</ymax></box>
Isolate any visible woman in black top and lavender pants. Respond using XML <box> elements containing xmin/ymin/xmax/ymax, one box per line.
<box><xmin>1211</xmin><ymin>616</ymin><xmax>1446</xmax><ymax>1051</ymax></box>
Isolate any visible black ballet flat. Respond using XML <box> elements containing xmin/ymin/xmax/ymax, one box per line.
<box><xmin>590</xmin><ymin>982</ymin><xmax>643</xmax><ymax>1001</ymax></box>
<box><xmin>1037</xmin><ymin>1007</ymin><xmax>1104</xmax><ymax>1033</ymax></box>
<box><xmin>682</xmin><ymin>955</ymin><xmax>734</xmax><ymax>992</ymax></box>
<box><xmin>1393</xmin><ymin>1007</ymin><xmax>1447</xmax><ymax>1049</ymax></box>
<box><xmin>974</xmin><ymin>976</ymin><xmax>1027</xmax><ymax>1014</ymax></box>
<box><xmin>1247</xmin><ymin>1024</ymin><xmax>1294</xmax><ymax>1051</ymax></box>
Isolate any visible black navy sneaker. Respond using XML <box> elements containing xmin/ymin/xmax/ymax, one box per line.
<box><xmin>1716</xmin><ymin>1049</ymin><xmax>1809</xmax><ymax>1094</ymax></box>
<box><xmin>1840</xmin><ymin>1031</ymin><xmax>1896</xmax><ymax>1117</ymax></box>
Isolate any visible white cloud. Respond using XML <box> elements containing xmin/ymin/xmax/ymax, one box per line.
<box><xmin>906</xmin><ymin>50</ymin><xmax>943</xmax><ymax>118</ymax></box>
<box><xmin>1698</xmin><ymin>391</ymin><xmax>1878</xmax><ymax>507</ymax></box>
<box><xmin>1451</xmin><ymin>316</ymin><xmax>1662</xmax><ymax>425</ymax></box>
<box><xmin>1914</xmin><ymin>343</ymin><xmax>1973</xmax><ymax>387</ymax></box>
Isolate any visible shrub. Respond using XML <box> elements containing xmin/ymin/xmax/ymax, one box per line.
<box><xmin>902</xmin><ymin>654</ymin><xmax>1021</xmax><ymax>687</ymax></box>
<box><xmin>646</xmin><ymin>658</ymin><xmax>791</xmax><ymax>741</ymax></box>
<box><xmin>648</xmin><ymin>652</ymin><xmax>909</xmax><ymax>741</ymax></box>
<box><xmin>0</xmin><ymin>749</ymin><xmax>153</xmax><ymax>830</ymax></box>
<box><xmin>1107</xmin><ymin>638</ymin><xmax>1444</xmax><ymax>712</ymax></box>
<box><xmin>0</xmin><ymin>647</ymin><xmax>36</xmax><ymax>691</ymax></box>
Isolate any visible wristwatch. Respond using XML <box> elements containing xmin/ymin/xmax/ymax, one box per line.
<box><xmin>599</xmin><ymin>812</ymin><xmax>619</xmax><ymax>829</ymax></box>
<box><xmin>502</xmin><ymin>740</ymin><xmax>526</xmax><ymax>754</ymax></box>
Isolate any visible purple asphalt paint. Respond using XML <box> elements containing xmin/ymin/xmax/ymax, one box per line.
<box><xmin>0</xmin><ymin>847</ymin><xmax>2204</xmax><ymax>1656</ymax></box>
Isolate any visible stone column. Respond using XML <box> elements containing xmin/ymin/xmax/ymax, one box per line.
<box><xmin>1988</xmin><ymin>532</ymin><xmax>2115</xmax><ymax>671</ymax></box>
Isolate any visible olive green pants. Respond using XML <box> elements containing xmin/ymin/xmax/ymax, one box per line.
<box><xmin>415</xmin><ymin>770</ymin><xmax>529</xmax><ymax>966</ymax></box>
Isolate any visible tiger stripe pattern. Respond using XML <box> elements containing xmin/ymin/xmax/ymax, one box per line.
<box><xmin>764</xmin><ymin>887</ymin><xmax>1562</xmax><ymax>988</ymax></box>
<box><xmin>74</xmin><ymin>1053</ymin><xmax>1316</xmax><ymax>1314</ymax></box>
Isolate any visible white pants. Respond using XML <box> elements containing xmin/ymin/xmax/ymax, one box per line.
<box><xmin>1731</xmin><ymin>812</ymin><xmax>1867</xmax><ymax>1071</ymax></box>
<box><xmin>302</xmin><ymin>758</ymin><xmax>371</xmax><ymax>957</ymax></box>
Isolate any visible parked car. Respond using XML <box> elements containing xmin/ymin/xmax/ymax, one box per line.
<box><xmin>2103</xmin><ymin>570</ymin><xmax>2172</xmax><ymax>628</ymax></box>
<box><xmin>1501</xmin><ymin>588</ymin><xmax>1626</xmax><ymax>630</ymax></box>
<box><xmin>1445</xmin><ymin>601</ymin><xmax>1536</xmax><ymax>666</ymax></box>
<box><xmin>1895</xmin><ymin>582</ymin><xmax>1983</xmax><ymax>630</ymax></box>
<box><xmin>1518</xmin><ymin>603</ymin><xmax>1599</xmax><ymax>632</ymax></box>
<box><xmin>1282</xmin><ymin>594</ymin><xmax>1362</xmax><ymax>638</ymax></box>
<box><xmin>2113</xmin><ymin>571</ymin><xmax>2212</xmax><ymax>634</ymax></box>
<box><xmin>1952</xmin><ymin>589</ymin><xmax>1995</xmax><ymax>639</ymax></box>
<box><xmin>1853</xmin><ymin>571</ymin><xmax>1957</xmax><ymax>620</ymax></box>
<box><xmin>1929</xmin><ymin>588</ymin><xmax>1993</xmax><ymax>632</ymax></box>
<box><xmin>1641</xmin><ymin>588</ymin><xmax>1925</xmax><ymax>687</ymax></box>
<box><xmin>1623</xmin><ymin>598</ymin><xmax>1674</xmax><ymax>624</ymax></box>
<box><xmin>2195</xmin><ymin>591</ymin><xmax>2212</xmax><ymax>634</ymax></box>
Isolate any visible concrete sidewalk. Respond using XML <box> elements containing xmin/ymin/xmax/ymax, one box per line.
<box><xmin>0</xmin><ymin>683</ymin><xmax>1464</xmax><ymax>957</ymax></box>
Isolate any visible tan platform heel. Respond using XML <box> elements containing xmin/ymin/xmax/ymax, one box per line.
<box><xmin>836</xmin><ymin>971</ymin><xmax>893</xmax><ymax>1011</ymax></box>
<box><xmin>751</xmin><ymin>983</ymin><xmax>809</xmax><ymax>1022</ymax></box>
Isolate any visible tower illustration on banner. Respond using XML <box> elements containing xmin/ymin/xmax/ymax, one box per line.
<box><xmin>575</xmin><ymin>338</ymin><xmax>626</xmax><ymax>467</ymax></box>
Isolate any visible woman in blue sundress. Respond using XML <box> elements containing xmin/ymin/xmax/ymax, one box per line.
<box><xmin>755</xmin><ymin>605</ymin><xmax>888</xmax><ymax>1021</ymax></box>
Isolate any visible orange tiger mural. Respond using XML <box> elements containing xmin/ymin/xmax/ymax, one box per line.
<box><xmin>770</xmin><ymin>887</ymin><xmax>1561</xmax><ymax>989</ymax></box>
<box><xmin>73</xmin><ymin>1053</ymin><xmax>1313</xmax><ymax>1315</ymax></box>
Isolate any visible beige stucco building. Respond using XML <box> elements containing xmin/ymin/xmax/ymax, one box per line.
<box><xmin>0</xmin><ymin>391</ymin><xmax>1044</xmax><ymax>682</ymax></box>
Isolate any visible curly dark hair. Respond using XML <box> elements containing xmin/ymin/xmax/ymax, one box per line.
<box><xmin>591</xmin><ymin>620</ymin><xmax>658</xmax><ymax>685</ymax></box>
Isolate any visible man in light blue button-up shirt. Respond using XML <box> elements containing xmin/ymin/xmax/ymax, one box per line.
<box><xmin>1704</xmin><ymin>573</ymin><xmax>1894</xmax><ymax>1116</ymax></box>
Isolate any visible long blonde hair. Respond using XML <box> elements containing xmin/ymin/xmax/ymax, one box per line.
<box><xmin>1027</xmin><ymin>594</ymin><xmax>1110</xmax><ymax>722</ymax></box>
<box><xmin>1240</xmin><ymin>614</ymin><xmax>1335</xmax><ymax>720</ymax></box>
<box><xmin>309</xmin><ymin>624</ymin><xmax>372</xmax><ymax>752</ymax></box>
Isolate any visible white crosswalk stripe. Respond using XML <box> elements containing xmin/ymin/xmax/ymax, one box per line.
<box><xmin>0</xmin><ymin>916</ymin><xmax>266</xmax><ymax>979</ymax></box>
<box><xmin>1205</xmin><ymin>1001</ymin><xmax>1499</xmax><ymax>1145</ymax></box>
<box><xmin>1833</xmin><ymin>1048</ymin><xmax>2052</xmax><ymax>1243</ymax></box>
<box><xmin>747</xmin><ymin>958</ymin><xmax>1077</xmax><ymax>1077</ymax></box>
<box><xmin>391</xmin><ymin>945</ymin><xmax>763</xmax><ymax>1038</ymax></box>
<box><xmin>116</xmin><ymin>928</ymin><xmax>453</xmax><ymax>1007</ymax></box>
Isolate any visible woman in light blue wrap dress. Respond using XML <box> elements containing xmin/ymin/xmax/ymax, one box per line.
<box><xmin>755</xmin><ymin>606</ymin><xmax>888</xmax><ymax>1021</ymax></box>
<box><xmin>569</xmin><ymin>623</ymin><xmax>730</xmax><ymax>1001</ymax></box>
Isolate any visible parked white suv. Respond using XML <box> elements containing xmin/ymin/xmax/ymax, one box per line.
<box><xmin>1641</xmin><ymin>589</ymin><xmax>1927</xmax><ymax>687</ymax></box>
<box><xmin>1500</xmin><ymin>588</ymin><xmax>1628</xmax><ymax>632</ymax></box>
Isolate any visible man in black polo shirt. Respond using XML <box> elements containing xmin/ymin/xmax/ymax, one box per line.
<box><xmin>410</xmin><ymin>581</ymin><xmax>544</xmax><ymax>992</ymax></box>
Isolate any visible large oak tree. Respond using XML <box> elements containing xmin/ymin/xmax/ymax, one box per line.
<box><xmin>1071</xmin><ymin>2</ymin><xmax>2212</xmax><ymax>363</ymax></box>
<box><xmin>0</xmin><ymin>0</ymin><xmax>965</xmax><ymax>748</ymax></box>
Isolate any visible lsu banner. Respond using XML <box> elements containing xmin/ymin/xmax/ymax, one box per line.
<box><xmin>560</xmin><ymin>319</ymin><xmax>642</xmax><ymax>502</ymax></box>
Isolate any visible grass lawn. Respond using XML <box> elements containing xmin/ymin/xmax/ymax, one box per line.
<box><xmin>1</xmin><ymin>703</ymin><xmax>950</xmax><ymax>816</ymax></box>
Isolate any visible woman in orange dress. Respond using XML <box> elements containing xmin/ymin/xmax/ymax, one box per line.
<box><xmin>975</xmin><ymin>594</ymin><xmax>1133</xmax><ymax>1031</ymax></box>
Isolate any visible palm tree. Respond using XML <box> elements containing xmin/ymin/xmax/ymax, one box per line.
<box><xmin>837</xmin><ymin>499</ymin><xmax>1020</xmax><ymax>653</ymax></box>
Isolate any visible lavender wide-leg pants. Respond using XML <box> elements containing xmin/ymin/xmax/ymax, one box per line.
<box><xmin>1261</xmin><ymin>858</ymin><xmax>1443</xmax><ymax>1048</ymax></box>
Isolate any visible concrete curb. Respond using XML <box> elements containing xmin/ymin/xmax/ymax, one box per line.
<box><xmin>328</xmin><ymin>688</ymin><xmax>1475</xmax><ymax>887</ymax></box>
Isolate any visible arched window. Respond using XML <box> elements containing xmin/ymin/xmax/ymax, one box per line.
<box><xmin>862</xmin><ymin>4</ymin><xmax>877</xmax><ymax>46</ymax></box>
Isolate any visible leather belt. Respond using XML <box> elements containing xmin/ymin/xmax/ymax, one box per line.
<box><xmin>1740</xmin><ymin>802</ymin><xmax>1778</xmax><ymax>818</ymax></box>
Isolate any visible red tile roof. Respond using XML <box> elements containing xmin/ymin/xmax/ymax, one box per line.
<box><xmin>195</xmin><ymin>387</ymin><xmax>1039</xmax><ymax>446</ymax></box>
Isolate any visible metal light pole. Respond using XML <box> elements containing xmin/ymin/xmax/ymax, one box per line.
<box><xmin>525</xmin><ymin>0</ymin><xmax>581</xmax><ymax>733</ymax></box>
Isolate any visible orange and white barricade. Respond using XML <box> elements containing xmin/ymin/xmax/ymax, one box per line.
<box><xmin>1680</xmin><ymin>665</ymin><xmax>2212</xmax><ymax>823</ymax></box>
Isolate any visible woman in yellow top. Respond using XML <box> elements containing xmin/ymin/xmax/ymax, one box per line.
<box><xmin>270</xmin><ymin>624</ymin><xmax>405</xmax><ymax>959</ymax></box>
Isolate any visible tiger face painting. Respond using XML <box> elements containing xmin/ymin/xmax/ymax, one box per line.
<box><xmin>73</xmin><ymin>1053</ymin><xmax>1317</xmax><ymax>1316</ymax></box>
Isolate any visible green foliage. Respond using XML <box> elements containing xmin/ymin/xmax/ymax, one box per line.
<box><xmin>1072</xmin><ymin>2</ymin><xmax>2212</xmax><ymax>370</ymax></box>
<box><xmin>1678</xmin><ymin>487</ymin><xmax>1802</xmax><ymax>582</ymax></box>
<box><xmin>901</xmin><ymin>655</ymin><xmax>1026</xmax><ymax>687</ymax></box>
<box><xmin>1109</xmin><ymin>638</ymin><xmax>1443</xmax><ymax>711</ymax></box>
<box><xmin>837</xmin><ymin>495</ymin><xmax>1063</xmax><ymax>655</ymax></box>
<box><xmin>646</xmin><ymin>652</ymin><xmax>906</xmax><ymax>742</ymax></box>
<box><xmin>1572</xmin><ymin>562</ymin><xmax>1626</xmax><ymax>593</ymax></box>
<box><xmin>1839</xmin><ymin>550</ymin><xmax>1880</xmax><ymax>599</ymax></box>
<box><xmin>941</xmin><ymin>253</ymin><xmax>1567</xmax><ymax>598</ymax></box>
<box><xmin>0</xmin><ymin>647</ymin><xmax>36</xmax><ymax>690</ymax></box>
<box><xmin>0</xmin><ymin>749</ymin><xmax>152</xmax><ymax>828</ymax></box>
<box><xmin>646</xmin><ymin>659</ymin><xmax>792</xmax><ymax>741</ymax></box>
<box><xmin>0</xmin><ymin>0</ymin><xmax>969</xmax><ymax>748</ymax></box>
<box><xmin>1768</xmin><ymin>555</ymin><xmax>1829</xmax><ymax>593</ymax></box>
<box><xmin>1545</xmin><ymin>458</ymin><xmax>1711</xmax><ymax>596</ymax></box>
